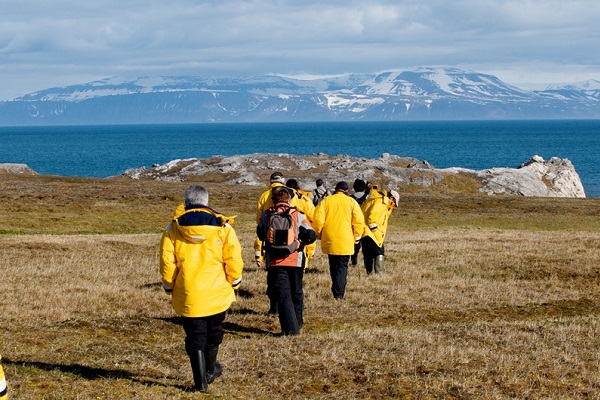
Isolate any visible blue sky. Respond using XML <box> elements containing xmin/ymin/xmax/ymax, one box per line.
<box><xmin>1</xmin><ymin>0</ymin><xmax>599</xmax><ymax>100</ymax></box>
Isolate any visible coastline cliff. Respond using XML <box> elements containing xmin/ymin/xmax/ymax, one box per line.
<box><xmin>1</xmin><ymin>154</ymin><xmax>586</xmax><ymax>198</ymax></box>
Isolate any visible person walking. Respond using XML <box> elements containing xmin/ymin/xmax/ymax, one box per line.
<box><xmin>285</xmin><ymin>179</ymin><xmax>317</xmax><ymax>268</ymax></box>
<box><xmin>313</xmin><ymin>181</ymin><xmax>365</xmax><ymax>300</ymax></box>
<box><xmin>360</xmin><ymin>185</ymin><xmax>399</xmax><ymax>274</ymax></box>
<box><xmin>351</xmin><ymin>179</ymin><xmax>369</xmax><ymax>205</ymax></box>
<box><xmin>160</xmin><ymin>185</ymin><xmax>244</xmax><ymax>392</ymax></box>
<box><xmin>257</xmin><ymin>187</ymin><xmax>316</xmax><ymax>335</ymax></box>
<box><xmin>350</xmin><ymin>179</ymin><xmax>369</xmax><ymax>266</ymax></box>
<box><xmin>312</xmin><ymin>179</ymin><xmax>330</xmax><ymax>206</ymax></box>
<box><xmin>255</xmin><ymin>173</ymin><xmax>288</xmax><ymax>270</ymax></box>
<box><xmin>255</xmin><ymin>172</ymin><xmax>289</xmax><ymax>314</ymax></box>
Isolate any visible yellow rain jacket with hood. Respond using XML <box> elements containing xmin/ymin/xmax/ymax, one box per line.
<box><xmin>361</xmin><ymin>187</ymin><xmax>397</xmax><ymax>248</ymax></box>
<box><xmin>313</xmin><ymin>191</ymin><xmax>365</xmax><ymax>255</ymax></box>
<box><xmin>160</xmin><ymin>206</ymin><xmax>243</xmax><ymax>318</ymax></box>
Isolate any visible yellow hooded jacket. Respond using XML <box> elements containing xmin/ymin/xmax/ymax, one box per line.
<box><xmin>160</xmin><ymin>207</ymin><xmax>243</xmax><ymax>318</ymax></box>
<box><xmin>313</xmin><ymin>191</ymin><xmax>365</xmax><ymax>255</ymax></box>
<box><xmin>0</xmin><ymin>354</ymin><xmax>7</xmax><ymax>400</ymax></box>
<box><xmin>361</xmin><ymin>188</ymin><xmax>396</xmax><ymax>248</ymax></box>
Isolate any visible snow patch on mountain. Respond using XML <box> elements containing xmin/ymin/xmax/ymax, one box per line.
<box><xmin>546</xmin><ymin>79</ymin><xmax>600</xmax><ymax>91</ymax></box>
<box><xmin>324</xmin><ymin>93</ymin><xmax>386</xmax><ymax>112</ymax></box>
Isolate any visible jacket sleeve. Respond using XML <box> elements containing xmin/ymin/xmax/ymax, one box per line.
<box><xmin>312</xmin><ymin>202</ymin><xmax>325</xmax><ymax>238</ymax></box>
<box><xmin>256</xmin><ymin>189</ymin><xmax>271</xmax><ymax>223</ymax></box>
<box><xmin>301</xmin><ymin>196</ymin><xmax>316</xmax><ymax>222</ymax></box>
<box><xmin>351</xmin><ymin>201</ymin><xmax>366</xmax><ymax>241</ymax></box>
<box><xmin>222</xmin><ymin>225</ymin><xmax>244</xmax><ymax>290</ymax></box>
<box><xmin>159</xmin><ymin>225</ymin><xmax>178</xmax><ymax>293</ymax></box>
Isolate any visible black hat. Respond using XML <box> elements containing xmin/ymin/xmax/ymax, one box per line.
<box><xmin>316</xmin><ymin>179</ymin><xmax>324</xmax><ymax>186</ymax></box>
<box><xmin>335</xmin><ymin>181</ymin><xmax>349</xmax><ymax>191</ymax></box>
<box><xmin>353</xmin><ymin>179</ymin><xmax>366</xmax><ymax>191</ymax></box>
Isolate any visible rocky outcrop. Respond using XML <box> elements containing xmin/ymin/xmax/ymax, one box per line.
<box><xmin>0</xmin><ymin>163</ymin><xmax>38</xmax><ymax>175</ymax></box>
<box><xmin>123</xmin><ymin>153</ymin><xmax>586</xmax><ymax>198</ymax></box>
<box><xmin>123</xmin><ymin>153</ymin><xmax>440</xmax><ymax>188</ymax></box>
<box><xmin>444</xmin><ymin>155</ymin><xmax>586</xmax><ymax>197</ymax></box>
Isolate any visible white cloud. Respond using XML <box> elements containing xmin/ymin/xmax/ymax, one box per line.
<box><xmin>1</xmin><ymin>0</ymin><xmax>599</xmax><ymax>99</ymax></box>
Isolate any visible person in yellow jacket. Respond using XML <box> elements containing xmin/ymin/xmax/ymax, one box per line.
<box><xmin>0</xmin><ymin>354</ymin><xmax>7</xmax><ymax>400</ymax></box>
<box><xmin>360</xmin><ymin>186</ymin><xmax>399</xmax><ymax>274</ymax></box>
<box><xmin>160</xmin><ymin>185</ymin><xmax>243</xmax><ymax>392</ymax></box>
<box><xmin>313</xmin><ymin>181</ymin><xmax>365</xmax><ymax>299</ymax></box>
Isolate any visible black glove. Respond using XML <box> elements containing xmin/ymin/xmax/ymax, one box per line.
<box><xmin>298</xmin><ymin>226</ymin><xmax>317</xmax><ymax>245</ymax></box>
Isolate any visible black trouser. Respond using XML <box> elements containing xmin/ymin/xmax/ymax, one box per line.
<box><xmin>328</xmin><ymin>255</ymin><xmax>350</xmax><ymax>299</ymax></box>
<box><xmin>181</xmin><ymin>312</ymin><xmax>226</xmax><ymax>356</ymax></box>
<box><xmin>267</xmin><ymin>266</ymin><xmax>304</xmax><ymax>335</ymax></box>
<box><xmin>351</xmin><ymin>242</ymin><xmax>361</xmax><ymax>264</ymax></box>
<box><xmin>361</xmin><ymin>236</ymin><xmax>384</xmax><ymax>274</ymax></box>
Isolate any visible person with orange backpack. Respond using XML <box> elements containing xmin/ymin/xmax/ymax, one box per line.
<box><xmin>255</xmin><ymin>172</ymin><xmax>290</xmax><ymax>315</ymax></box>
<box><xmin>257</xmin><ymin>186</ymin><xmax>316</xmax><ymax>335</ymax></box>
<box><xmin>285</xmin><ymin>179</ymin><xmax>317</xmax><ymax>268</ymax></box>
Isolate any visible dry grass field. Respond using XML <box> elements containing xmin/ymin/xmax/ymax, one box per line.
<box><xmin>1</xmin><ymin>173</ymin><xmax>600</xmax><ymax>399</ymax></box>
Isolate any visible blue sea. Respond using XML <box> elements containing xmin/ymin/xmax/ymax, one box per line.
<box><xmin>1</xmin><ymin>120</ymin><xmax>599</xmax><ymax>197</ymax></box>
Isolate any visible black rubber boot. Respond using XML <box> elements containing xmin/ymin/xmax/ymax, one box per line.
<box><xmin>189</xmin><ymin>349</ymin><xmax>208</xmax><ymax>392</ymax></box>
<box><xmin>206</xmin><ymin>345</ymin><xmax>223</xmax><ymax>384</ymax></box>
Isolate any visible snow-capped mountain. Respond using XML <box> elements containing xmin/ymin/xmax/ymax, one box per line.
<box><xmin>538</xmin><ymin>80</ymin><xmax>600</xmax><ymax>101</ymax></box>
<box><xmin>1</xmin><ymin>67</ymin><xmax>599</xmax><ymax>125</ymax></box>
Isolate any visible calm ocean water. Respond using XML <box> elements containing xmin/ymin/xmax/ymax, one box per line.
<box><xmin>1</xmin><ymin>120</ymin><xmax>599</xmax><ymax>197</ymax></box>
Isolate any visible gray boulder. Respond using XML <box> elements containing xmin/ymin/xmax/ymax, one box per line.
<box><xmin>443</xmin><ymin>155</ymin><xmax>585</xmax><ymax>197</ymax></box>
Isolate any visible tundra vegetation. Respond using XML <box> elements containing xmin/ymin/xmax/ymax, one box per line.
<box><xmin>1</xmin><ymin>173</ymin><xmax>599</xmax><ymax>399</ymax></box>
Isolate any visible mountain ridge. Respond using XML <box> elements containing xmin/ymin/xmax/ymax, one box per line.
<box><xmin>1</xmin><ymin>66</ymin><xmax>599</xmax><ymax>125</ymax></box>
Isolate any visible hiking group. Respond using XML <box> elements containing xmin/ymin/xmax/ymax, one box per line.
<box><xmin>159</xmin><ymin>172</ymin><xmax>398</xmax><ymax>392</ymax></box>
